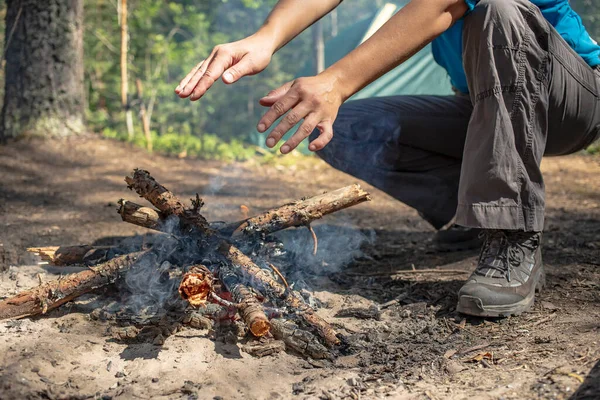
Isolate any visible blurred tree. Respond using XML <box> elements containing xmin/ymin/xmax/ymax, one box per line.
<box><xmin>83</xmin><ymin>0</ymin><xmax>379</xmax><ymax>146</ymax></box>
<box><xmin>0</xmin><ymin>0</ymin><xmax>85</xmax><ymax>140</ymax></box>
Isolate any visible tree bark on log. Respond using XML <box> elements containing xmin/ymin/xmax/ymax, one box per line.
<box><xmin>223</xmin><ymin>184</ymin><xmax>371</xmax><ymax>237</ymax></box>
<box><xmin>27</xmin><ymin>245</ymin><xmax>116</xmax><ymax>266</ymax></box>
<box><xmin>0</xmin><ymin>251</ymin><xmax>148</xmax><ymax>320</ymax></box>
<box><xmin>117</xmin><ymin>199</ymin><xmax>165</xmax><ymax>232</ymax></box>
<box><xmin>218</xmin><ymin>263</ymin><xmax>270</xmax><ymax>337</ymax></box>
<box><xmin>271</xmin><ymin>319</ymin><xmax>331</xmax><ymax>360</ymax></box>
<box><xmin>119</xmin><ymin>185</ymin><xmax>370</xmax><ymax>241</ymax></box>
<box><xmin>125</xmin><ymin>169</ymin><xmax>210</xmax><ymax>235</ymax></box>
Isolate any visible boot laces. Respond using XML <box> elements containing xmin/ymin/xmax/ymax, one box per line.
<box><xmin>476</xmin><ymin>231</ymin><xmax>539</xmax><ymax>281</ymax></box>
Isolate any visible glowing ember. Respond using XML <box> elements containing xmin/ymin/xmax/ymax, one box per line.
<box><xmin>178</xmin><ymin>265</ymin><xmax>213</xmax><ymax>307</ymax></box>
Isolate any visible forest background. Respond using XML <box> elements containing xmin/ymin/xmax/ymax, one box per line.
<box><xmin>0</xmin><ymin>0</ymin><xmax>598</xmax><ymax>160</ymax></box>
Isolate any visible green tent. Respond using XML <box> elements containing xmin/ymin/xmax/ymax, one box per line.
<box><xmin>251</xmin><ymin>2</ymin><xmax>453</xmax><ymax>148</ymax></box>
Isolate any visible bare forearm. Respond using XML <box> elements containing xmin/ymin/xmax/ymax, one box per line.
<box><xmin>326</xmin><ymin>0</ymin><xmax>467</xmax><ymax>101</ymax></box>
<box><xmin>256</xmin><ymin>0</ymin><xmax>343</xmax><ymax>53</ymax></box>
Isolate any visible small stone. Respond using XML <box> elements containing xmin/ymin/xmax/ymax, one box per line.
<box><xmin>115</xmin><ymin>372</ymin><xmax>125</xmax><ymax>378</ymax></box>
<box><xmin>152</xmin><ymin>334</ymin><xmax>165</xmax><ymax>346</ymax></box>
<box><xmin>152</xmin><ymin>377</ymin><xmax>159</xmax><ymax>383</ymax></box>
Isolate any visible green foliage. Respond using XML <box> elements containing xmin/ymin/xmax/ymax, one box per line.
<box><xmin>81</xmin><ymin>0</ymin><xmax>378</xmax><ymax>157</ymax></box>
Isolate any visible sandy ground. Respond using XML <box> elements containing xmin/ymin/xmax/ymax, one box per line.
<box><xmin>0</xmin><ymin>137</ymin><xmax>599</xmax><ymax>400</ymax></box>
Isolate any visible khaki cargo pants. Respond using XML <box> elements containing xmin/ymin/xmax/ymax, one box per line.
<box><xmin>312</xmin><ymin>0</ymin><xmax>600</xmax><ymax>231</ymax></box>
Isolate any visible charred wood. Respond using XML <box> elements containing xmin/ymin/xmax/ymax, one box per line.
<box><xmin>218</xmin><ymin>263</ymin><xmax>270</xmax><ymax>337</ymax></box>
<box><xmin>270</xmin><ymin>318</ymin><xmax>331</xmax><ymax>360</ymax></box>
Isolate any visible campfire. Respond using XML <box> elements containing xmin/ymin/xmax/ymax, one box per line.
<box><xmin>0</xmin><ymin>169</ymin><xmax>370</xmax><ymax>359</ymax></box>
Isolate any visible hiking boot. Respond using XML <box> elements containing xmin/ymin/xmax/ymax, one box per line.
<box><xmin>433</xmin><ymin>224</ymin><xmax>484</xmax><ymax>252</ymax></box>
<box><xmin>456</xmin><ymin>230</ymin><xmax>545</xmax><ymax>318</ymax></box>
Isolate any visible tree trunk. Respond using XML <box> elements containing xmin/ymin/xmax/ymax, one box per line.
<box><xmin>312</xmin><ymin>20</ymin><xmax>325</xmax><ymax>74</ymax></box>
<box><xmin>0</xmin><ymin>0</ymin><xmax>85</xmax><ymax>140</ymax></box>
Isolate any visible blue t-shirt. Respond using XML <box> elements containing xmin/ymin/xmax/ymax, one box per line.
<box><xmin>432</xmin><ymin>0</ymin><xmax>600</xmax><ymax>94</ymax></box>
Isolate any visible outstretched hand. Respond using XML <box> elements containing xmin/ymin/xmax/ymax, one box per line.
<box><xmin>175</xmin><ymin>35</ymin><xmax>274</xmax><ymax>101</ymax></box>
<box><xmin>258</xmin><ymin>73</ymin><xmax>344</xmax><ymax>154</ymax></box>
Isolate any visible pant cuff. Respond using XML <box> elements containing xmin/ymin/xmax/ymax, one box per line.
<box><xmin>456</xmin><ymin>204</ymin><xmax>544</xmax><ymax>231</ymax></box>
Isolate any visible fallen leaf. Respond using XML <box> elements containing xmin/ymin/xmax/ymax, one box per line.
<box><xmin>463</xmin><ymin>352</ymin><xmax>493</xmax><ymax>363</ymax></box>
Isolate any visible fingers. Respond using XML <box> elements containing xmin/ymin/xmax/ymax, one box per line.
<box><xmin>189</xmin><ymin>51</ymin><xmax>233</xmax><ymax>101</ymax></box>
<box><xmin>265</xmin><ymin>103</ymin><xmax>311</xmax><ymax>148</ymax></box>
<box><xmin>177</xmin><ymin>51</ymin><xmax>215</xmax><ymax>98</ymax></box>
<box><xmin>258</xmin><ymin>81</ymin><xmax>294</xmax><ymax>107</ymax></box>
<box><xmin>308</xmin><ymin>123</ymin><xmax>334</xmax><ymax>152</ymax></box>
<box><xmin>175</xmin><ymin>60</ymin><xmax>205</xmax><ymax>95</ymax></box>
<box><xmin>280</xmin><ymin>115</ymin><xmax>321</xmax><ymax>154</ymax></box>
<box><xmin>223</xmin><ymin>56</ymin><xmax>254</xmax><ymax>84</ymax></box>
<box><xmin>257</xmin><ymin>86</ymin><xmax>299</xmax><ymax>133</ymax></box>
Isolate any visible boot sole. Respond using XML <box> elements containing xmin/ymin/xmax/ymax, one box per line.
<box><xmin>456</xmin><ymin>267</ymin><xmax>546</xmax><ymax>318</ymax></box>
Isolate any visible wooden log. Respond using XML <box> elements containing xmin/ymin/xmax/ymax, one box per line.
<box><xmin>125</xmin><ymin>169</ymin><xmax>339</xmax><ymax>345</ymax></box>
<box><xmin>124</xmin><ymin>169</ymin><xmax>210</xmax><ymax>235</ymax></box>
<box><xmin>0</xmin><ymin>251</ymin><xmax>149</xmax><ymax>320</ymax></box>
<box><xmin>220</xmin><ymin>242</ymin><xmax>339</xmax><ymax>346</ymax></box>
<box><xmin>117</xmin><ymin>199</ymin><xmax>165</xmax><ymax>232</ymax></box>
<box><xmin>218</xmin><ymin>263</ymin><xmax>270</xmax><ymax>337</ymax></box>
<box><xmin>270</xmin><ymin>319</ymin><xmax>331</xmax><ymax>360</ymax></box>
<box><xmin>27</xmin><ymin>245</ymin><xmax>114</xmax><ymax>266</ymax></box>
<box><xmin>119</xmin><ymin>183</ymin><xmax>370</xmax><ymax>241</ymax></box>
<box><xmin>222</xmin><ymin>184</ymin><xmax>371</xmax><ymax>237</ymax></box>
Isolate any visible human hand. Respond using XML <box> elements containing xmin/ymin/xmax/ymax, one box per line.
<box><xmin>257</xmin><ymin>72</ymin><xmax>344</xmax><ymax>154</ymax></box>
<box><xmin>175</xmin><ymin>34</ymin><xmax>275</xmax><ymax>101</ymax></box>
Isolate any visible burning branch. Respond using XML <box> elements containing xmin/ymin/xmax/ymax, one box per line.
<box><xmin>10</xmin><ymin>168</ymin><xmax>371</xmax><ymax>357</ymax></box>
<box><xmin>219</xmin><ymin>263</ymin><xmax>270</xmax><ymax>337</ymax></box>
<box><xmin>118</xmin><ymin>184</ymin><xmax>371</xmax><ymax>241</ymax></box>
<box><xmin>178</xmin><ymin>265</ymin><xmax>213</xmax><ymax>307</ymax></box>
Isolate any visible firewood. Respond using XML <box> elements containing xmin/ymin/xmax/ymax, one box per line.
<box><xmin>27</xmin><ymin>245</ymin><xmax>114</xmax><ymax>266</ymax></box>
<box><xmin>117</xmin><ymin>199</ymin><xmax>165</xmax><ymax>232</ymax></box>
<box><xmin>270</xmin><ymin>319</ymin><xmax>331</xmax><ymax>360</ymax></box>
<box><xmin>124</xmin><ymin>169</ymin><xmax>210</xmax><ymax>235</ymax></box>
<box><xmin>219</xmin><ymin>242</ymin><xmax>339</xmax><ymax>346</ymax></box>
<box><xmin>241</xmin><ymin>339</ymin><xmax>286</xmax><ymax>358</ymax></box>
<box><xmin>124</xmin><ymin>169</ymin><xmax>339</xmax><ymax>344</ymax></box>
<box><xmin>0</xmin><ymin>251</ymin><xmax>149</xmax><ymax>320</ymax></box>
<box><xmin>222</xmin><ymin>184</ymin><xmax>371</xmax><ymax>237</ymax></box>
<box><xmin>119</xmin><ymin>184</ymin><xmax>370</xmax><ymax>241</ymax></box>
<box><xmin>218</xmin><ymin>263</ymin><xmax>270</xmax><ymax>337</ymax></box>
<box><xmin>178</xmin><ymin>265</ymin><xmax>213</xmax><ymax>307</ymax></box>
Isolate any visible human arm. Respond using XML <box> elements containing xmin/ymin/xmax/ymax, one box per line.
<box><xmin>175</xmin><ymin>0</ymin><xmax>343</xmax><ymax>101</ymax></box>
<box><xmin>258</xmin><ymin>0</ymin><xmax>469</xmax><ymax>153</ymax></box>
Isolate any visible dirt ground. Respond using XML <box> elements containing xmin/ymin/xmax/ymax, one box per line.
<box><xmin>0</xmin><ymin>137</ymin><xmax>599</xmax><ymax>400</ymax></box>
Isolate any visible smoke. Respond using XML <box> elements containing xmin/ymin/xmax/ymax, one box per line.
<box><xmin>118</xmin><ymin>228</ymin><xmax>189</xmax><ymax>318</ymax></box>
<box><xmin>272</xmin><ymin>215</ymin><xmax>376</xmax><ymax>289</ymax></box>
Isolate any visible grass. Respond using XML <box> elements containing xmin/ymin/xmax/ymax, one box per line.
<box><xmin>100</xmin><ymin>127</ymin><xmax>313</xmax><ymax>164</ymax></box>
